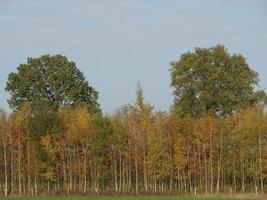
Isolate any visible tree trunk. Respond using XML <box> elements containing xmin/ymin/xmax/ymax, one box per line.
<box><xmin>135</xmin><ymin>143</ymin><xmax>138</xmax><ymax>194</ymax></box>
<box><xmin>128</xmin><ymin>139</ymin><xmax>132</xmax><ymax>191</ymax></box>
<box><xmin>119</xmin><ymin>152</ymin><xmax>122</xmax><ymax>192</ymax></box>
<box><xmin>47</xmin><ymin>180</ymin><xmax>50</xmax><ymax>194</ymax></box>
<box><xmin>3</xmin><ymin>134</ymin><xmax>8</xmax><ymax>196</ymax></box>
<box><xmin>34</xmin><ymin>173</ymin><xmax>38</xmax><ymax>195</ymax></box>
<box><xmin>27</xmin><ymin>117</ymin><xmax>31</xmax><ymax>195</ymax></box>
<box><xmin>204</xmin><ymin>150</ymin><xmax>208</xmax><ymax>194</ymax></box>
<box><xmin>112</xmin><ymin>146</ymin><xmax>118</xmax><ymax>192</ymax></box>
<box><xmin>143</xmin><ymin>145</ymin><xmax>148</xmax><ymax>192</ymax></box>
<box><xmin>216</xmin><ymin>129</ymin><xmax>223</xmax><ymax>194</ymax></box>
<box><xmin>258</xmin><ymin>116</ymin><xmax>263</xmax><ymax>192</ymax></box>
<box><xmin>82</xmin><ymin>144</ymin><xmax>87</xmax><ymax>194</ymax></box>
<box><xmin>9</xmin><ymin>127</ymin><xmax>14</xmax><ymax>195</ymax></box>
<box><xmin>84</xmin><ymin>156</ymin><xmax>87</xmax><ymax>193</ymax></box>
<box><xmin>134</xmin><ymin>125</ymin><xmax>138</xmax><ymax>194</ymax></box>
<box><xmin>209</xmin><ymin>121</ymin><xmax>213</xmax><ymax>194</ymax></box>
<box><xmin>18</xmin><ymin>140</ymin><xmax>22</xmax><ymax>195</ymax></box>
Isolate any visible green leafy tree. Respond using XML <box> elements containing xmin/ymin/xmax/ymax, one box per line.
<box><xmin>170</xmin><ymin>45</ymin><xmax>266</xmax><ymax>117</ymax></box>
<box><xmin>6</xmin><ymin>55</ymin><xmax>99</xmax><ymax>111</ymax></box>
<box><xmin>91</xmin><ymin>113</ymin><xmax>113</xmax><ymax>190</ymax></box>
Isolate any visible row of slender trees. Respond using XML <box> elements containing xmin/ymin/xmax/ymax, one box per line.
<box><xmin>0</xmin><ymin>86</ymin><xmax>266</xmax><ymax>195</ymax></box>
<box><xmin>0</xmin><ymin>45</ymin><xmax>266</xmax><ymax>196</ymax></box>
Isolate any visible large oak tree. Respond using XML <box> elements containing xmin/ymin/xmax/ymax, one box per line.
<box><xmin>6</xmin><ymin>55</ymin><xmax>99</xmax><ymax>111</ymax></box>
<box><xmin>170</xmin><ymin>45</ymin><xmax>266</xmax><ymax>117</ymax></box>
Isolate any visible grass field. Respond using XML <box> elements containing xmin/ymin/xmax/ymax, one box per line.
<box><xmin>0</xmin><ymin>196</ymin><xmax>259</xmax><ymax>200</ymax></box>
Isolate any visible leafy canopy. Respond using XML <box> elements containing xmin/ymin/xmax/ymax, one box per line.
<box><xmin>170</xmin><ymin>45</ymin><xmax>266</xmax><ymax>117</ymax></box>
<box><xmin>6</xmin><ymin>54</ymin><xmax>99</xmax><ymax>111</ymax></box>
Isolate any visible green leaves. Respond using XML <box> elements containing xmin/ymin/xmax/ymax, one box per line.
<box><xmin>6</xmin><ymin>55</ymin><xmax>99</xmax><ymax>111</ymax></box>
<box><xmin>170</xmin><ymin>45</ymin><xmax>266</xmax><ymax>117</ymax></box>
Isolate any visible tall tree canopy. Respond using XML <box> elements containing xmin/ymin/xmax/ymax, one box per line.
<box><xmin>170</xmin><ymin>45</ymin><xmax>266</xmax><ymax>117</ymax></box>
<box><xmin>6</xmin><ymin>55</ymin><xmax>99</xmax><ymax>111</ymax></box>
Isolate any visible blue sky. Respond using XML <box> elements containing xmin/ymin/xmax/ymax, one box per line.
<box><xmin>0</xmin><ymin>0</ymin><xmax>266</xmax><ymax>113</ymax></box>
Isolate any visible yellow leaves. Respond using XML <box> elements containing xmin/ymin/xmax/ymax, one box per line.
<box><xmin>234</xmin><ymin>106</ymin><xmax>264</xmax><ymax>146</ymax></box>
<box><xmin>41</xmin><ymin>171</ymin><xmax>55</xmax><ymax>181</ymax></box>
<box><xmin>0</xmin><ymin>109</ymin><xmax>6</xmax><ymax>124</ymax></box>
<box><xmin>7</xmin><ymin>108</ymin><xmax>29</xmax><ymax>146</ymax></box>
<box><xmin>76</xmin><ymin>106</ymin><xmax>91</xmax><ymax>134</ymax></box>
<box><xmin>173</xmin><ymin>135</ymin><xmax>187</xmax><ymax>170</ymax></box>
<box><xmin>19</xmin><ymin>102</ymin><xmax>31</xmax><ymax>118</ymax></box>
<box><xmin>263</xmin><ymin>149</ymin><xmax>267</xmax><ymax>175</ymax></box>
<box><xmin>59</xmin><ymin>105</ymin><xmax>92</xmax><ymax>144</ymax></box>
<box><xmin>41</xmin><ymin>134</ymin><xmax>52</xmax><ymax>152</ymax></box>
<box><xmin>41</xmin><ymin>134</ymin><xmax>56</xmax><ymax>160</ymax></box>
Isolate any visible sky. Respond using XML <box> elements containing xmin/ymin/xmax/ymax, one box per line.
<box><xmin>0</xmin><ymin>0</ymin><xmax>267</xmax><ymax>114</ymax></box>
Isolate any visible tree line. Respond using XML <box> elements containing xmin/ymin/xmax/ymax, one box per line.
<box><xmin>0</xmin><ymin>45</ymin><xmax>266</xmax><ymax>196</ymax></box>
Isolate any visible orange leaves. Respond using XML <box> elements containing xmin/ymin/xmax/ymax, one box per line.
<box><xmin>194</xmin><ymin>113</ymin><xmax>217</xmax><ymax>151</ymax></box>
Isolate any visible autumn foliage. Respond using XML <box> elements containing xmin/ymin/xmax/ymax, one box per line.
<box><xmin>0</xmin><ymin>92</ymin><xmax>266</xmax><ymax>196</ymax></box>
<box><xmin>0</xmin><ymin>48</ymin><xmax>266</xmax><ymax>196</ymax></box>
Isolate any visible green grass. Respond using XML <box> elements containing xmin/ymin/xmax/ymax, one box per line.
<box><xmin>0</xmin><ymin>196</ymin><xmax>253</xmax><ymax>200</ymax></box>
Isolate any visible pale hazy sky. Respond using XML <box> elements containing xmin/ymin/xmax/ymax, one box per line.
<box><xmin>0</xmin><ymin>0</ymin><xmax>267</xmax><ymax>113</ymax></box>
